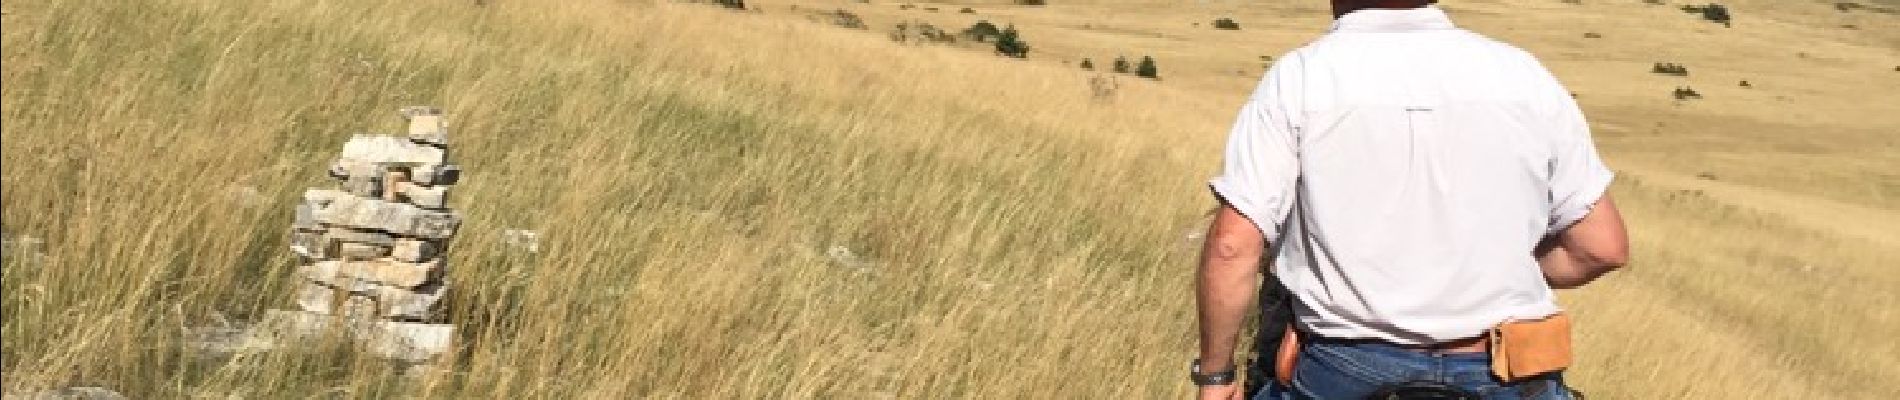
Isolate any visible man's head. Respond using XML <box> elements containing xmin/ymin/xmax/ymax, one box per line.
<box><xmin>1332</xmin><ymin>0</ymin><xmax>1438</xmax><ymax>18</ymax></box>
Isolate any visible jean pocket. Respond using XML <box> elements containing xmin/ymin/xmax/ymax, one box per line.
<box><xmin>1478</xmin><ymin>373</ymin><xmax>1573</xmax><ymax>400</ymax></box>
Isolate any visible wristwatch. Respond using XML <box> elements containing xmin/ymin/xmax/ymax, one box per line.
<box><xmin>1190</xmin><ymin>359</ymin><xmax>1237</xmax><ymax>386</ymax></box>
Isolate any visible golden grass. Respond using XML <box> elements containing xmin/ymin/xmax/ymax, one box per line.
<box><xmin>2</xmin><ymin>0</ymin><xmax>1896</xmax><ymax>398</ymax></box>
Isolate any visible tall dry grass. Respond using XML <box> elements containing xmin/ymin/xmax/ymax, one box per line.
<box><xmin>4</xmin><ymin>0</ymin><xmax>1896</xmax><ymax>398</ymax></box>
<box><xmin>2</xmin><ymin>0</ymin><xmax>1226</xmax><ymax>397</ymax></box>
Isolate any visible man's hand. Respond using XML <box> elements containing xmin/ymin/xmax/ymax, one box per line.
<box><xmin>1199</xmin><ymin>384</ymin><xmax>1244</xmax><ymax>400</ymax></box>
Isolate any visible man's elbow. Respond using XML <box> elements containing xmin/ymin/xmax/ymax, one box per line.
<box><xmin>1563</xmin><ymin>247</ymin><xmax>1628</xmax><ymax>289</ymax></box>
<box><xmin>1578</xmin><ymin>244</ymin><xmax>1630</xmax><ymax>271</ymax></box>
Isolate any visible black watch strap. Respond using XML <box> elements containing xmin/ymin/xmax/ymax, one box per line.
<box><xmin>1190</xmin><ymin>360</ymin><xmax>1238</xmax><ymax>386</ymax></box>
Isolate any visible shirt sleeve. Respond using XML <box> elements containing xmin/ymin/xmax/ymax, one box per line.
<box><xmin>1544</xmin><ymin>81</ymin><xmax>1615</xmax><ymax>235</ymax></box>
<box><xmin>1208</xmin><ymin>67</ymin><xmax>1302</xmax><ymax>243</ymax></box>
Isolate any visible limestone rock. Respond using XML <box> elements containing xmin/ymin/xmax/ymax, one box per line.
<box><xmin>293</xmin><ymin>202</ymin><xmax>321</xmax><ymax>231</ymax></box>
<box><xmin>14</xmin><ymin>387</ymin><xmax>128</xmax><ymax>400</ymax></box>
<box><xmin>342</xmin><ymin>199</ymin><xmax>411</xmax><ymax>232</ymax></box>
<box><xmin>501</xmin><ymin>229</ymin><xmax>540</xmax><ymax>253</ymax></box>
<box><xmin>344</xmin><ymin>174</ymin><xmax>383</xmax><ymax>197</ymax></box>
<box><xmin>411</xmin><ymin>210</ymin><xmax>461</xmax><ymax>239</ymax></box>
<box><xmin>378</xmin><ymin>281</ymin><xmax>449</xmax><ymax>320</ymax></box>
<box><xmin>390</xmin><ymin>239</ymin><xmax>441</xmax><ymax>263</ymax></box>
<box><xmin>307</xmin><ymin>190</ymin><xmax>364</xmax><ymax>225</ymax></box>
<box><xmin>411</xmin><ymin>163</ymin><xmax>460</xmax><ymax>186</ymax></box>
<box><xmin>400</xmin><ymin>184</ymin><xmax>449</xmax><ymax>209</ymax></box>
<box><xmin>297</xmin><ymin>281</ymin><xmax>376</xmax><ymax>316</ymax></box>
<box><xmin>326</xmin><ymin>227</ymin><xmax>393</xmax><ymax>247</ymax></box>
<box><xmin>403</xmin><ymin>106</ymin><xmax>448</xmax><ymax>147</ymax></box>
<box><xmin>256</xmin><ymin>309</ymin><xmax>453</xmax><ymax>363</ymax></box>
<box><xmin>340</xmin><ymin>134</ymin><xmax>445</xmax><ymax>165</ymax></box>
<box><xmin>301</xmin><ymin>259</ymin><xmax>435</xmax><ymax>288</ymax></box>
<box><xmin>337</xmin><ymin>242</ymin><xmax>389</xmax><ymax>260</ymax></box>
<box><xmin>289</xmin><ymin>230</ymin><xmax>330</xmax><ymax>259</ymax></box>
<box><xmin>303</xmin><ymin>188</ymin><xmax>348</xmax><ymax>203</ymax></box>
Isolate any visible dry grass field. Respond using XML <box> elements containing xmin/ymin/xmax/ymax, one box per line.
<box><xmin>2</xmin><ymin>0</ymin><xmax>1895</xmax><ymax>398</ymax></box>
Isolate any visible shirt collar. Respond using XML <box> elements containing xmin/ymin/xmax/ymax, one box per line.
<box><xmin>1330</xmin><ymin>6</ymin><xmax>1457</xmax><ymax>33</ymax></box>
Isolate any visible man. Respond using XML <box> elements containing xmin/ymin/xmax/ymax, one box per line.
<box><xmin>1191</xmin><ymin>1</ymin><xmax>1630</xmax><ymax>399</ymax></box>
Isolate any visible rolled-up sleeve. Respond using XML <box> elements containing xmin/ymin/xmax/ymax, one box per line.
<box><xmin>1209</xmin><ymin>69</ymin><xmax>1301</xmax><ymax>242</ymax></box>
<box><xmin>1545</xmin><ymin>90</ymin><xmax>1615</xmax><ymax>235</ymax></box>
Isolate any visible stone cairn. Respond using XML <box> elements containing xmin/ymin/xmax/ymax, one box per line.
<box><xmin>264</xmin><ymin>106</ymin><xmax>462</xmax><ymax>362</ymax></box>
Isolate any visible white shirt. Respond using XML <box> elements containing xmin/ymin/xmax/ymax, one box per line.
<box><xmin>1209</xmin><ymin>6</ymin><xmax>1614</xmax><ymax>344</ymax></box>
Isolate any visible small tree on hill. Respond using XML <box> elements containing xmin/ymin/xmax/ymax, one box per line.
<box><xmin>1079</xmin><ymin>58</ymin><xmax>1095</xmax><ymax>70</ymax></box>
<box><xmin>1703</xmin><ymin>4</ymin><xmax>1732</xmax><ymax>25</ymax></box>
<box><xmin>1136</xmin><ymin>56</ymin><xmax>1159</xmax><ymax>79</ymax></box>
<box><xmin>1212</xmin><ymin>18</ymin><xmax>1241</xmax><ymax>30</ymax></box>
<box><xmin>1112</xmin><ymin>56</ymin><xmax>1131</xmax><ymax>74</ymax></box>
<box><xmin>994</xmin><ymin>25</ymin><xmax>1030</xmax><ymax>58</ymax></box>
<box><xmin>964</xmin><ymin>20</ymin><xmax>1003</xmax><ymax>42</ymax></box>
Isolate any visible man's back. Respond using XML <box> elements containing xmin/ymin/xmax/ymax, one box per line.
<box><xmin>1210</xmin><ymin>6</ymin><xmax>1614</xmax><ymax>344</ymax></box>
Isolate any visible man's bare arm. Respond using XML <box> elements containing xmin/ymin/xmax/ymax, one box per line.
<box><xmin>1536</xmin><ymin>195</ymin><xmax>1629</xmax><ymax>289</ymax></box>
<box><xmin>1196</xmin><ymin>202</ymin><xmax>1267</xmax><ymax>373</ymax></box>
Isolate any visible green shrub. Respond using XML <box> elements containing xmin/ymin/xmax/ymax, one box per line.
<box><xmin>1651</xmin><ymin>62</ymin><xmax>1689</xmax><ymax>76</ymax></box>
<box><xmin>1673</xmin><ymin>86</ymin><xmax>1702</xmax><ymax>100</ymax></box>
<box><xmin>892</xmin><ymin>21</ymin><xmax>955</xmax><ymax>43</ymax></box>
<box><xmin>1681</xmin><ymin>3</ymin><xmax>1732</xmax><ymax>26</ymax></box>
<box><xmin>1112</xmin><ymin>56</ymin><xmax>1131</xmax><ymax>74</ymax></box>
<box><xmin>1079</xmin><ymin>58</ymin><xmax>1094</xmax><ymax>70</ymax></box>
<box><xmin>1212</xmin><ymin>18</ymin><xmax>1241</xmax><ymax>30</ymax></box>
<box><xmin>994</xmin><ymin>24</ymin><xmax>1030</xmax><ymax>58</ymax></box>
<box><xmin>826</xmin><ymin>9</ymin><xmax>867</xmax><ymax>29</ymax></box>
<box><xmin>1135</xmin><ymin>56</ymin><xmax>1158</xmax><ymax>79</ymax></box>
<box><xmin>964</xmin><ymin>20</ymin><xmax>1003</xmax><ymax>42</ymax></box>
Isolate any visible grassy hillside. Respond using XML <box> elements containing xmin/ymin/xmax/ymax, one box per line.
<box><xmin>3</xmin><ymin>0</ymin><xmax>1896</xmax><ymax>398</ymax></box>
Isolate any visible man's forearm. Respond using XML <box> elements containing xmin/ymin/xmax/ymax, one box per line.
<box><xmin>1195</xmin><ymin>205</ymin><xmax>1266</xmax><ymax>371</ymax></box>
<box><xmin>1197</xmin><ymin>253</ymin><xmax>1259</xmax><ymax>370</ymax></box>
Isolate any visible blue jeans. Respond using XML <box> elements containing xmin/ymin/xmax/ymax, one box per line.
<box><xmin>1253</xmin><ymin>340</ymin><xmax>1574</xmax><ymax>400</ymax></box>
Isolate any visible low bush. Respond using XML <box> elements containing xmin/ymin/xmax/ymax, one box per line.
<box><xmin>1673</xmin><ymin>86</ymin><xmax>1703</xmax><ymax>100</ymax></box>
<box><xmin>964</xmin><ymin>20</ymin><xmax>1003</xmax><ymax>42</ymax></box>
<box><xmin>1681</xmin><ymin>3</ymin><xmax>1732</xmax><ymax>26</ymax></box>
<box><xmin>1135</xmin><ymin>56</ymin><xmax>1158</xmax><ymax>79</ymax></box>
<box><xmin>994</xmin><ymin>25</ymin><xmax>1030</xmax><ymax>58</ymax></box>
<box><xmin>1652</xmin><ymin>62</ymin><xmax>1689</xmax><ymax>76</ymax></box>
<box><xmin>891</xmin><ymin>21</ymin><xmax>955</xmax><ymax>44</ymax></box>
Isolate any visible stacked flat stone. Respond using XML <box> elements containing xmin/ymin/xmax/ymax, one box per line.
<box><xmin>290</xmin><ymin>106</ymin><xmax>461</xmax><ymax>321</ymax></box>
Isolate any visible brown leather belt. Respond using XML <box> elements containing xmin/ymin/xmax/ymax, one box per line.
<box><xmin>1272</xmin><ymin>330</ymin><xmax>1491</xmax><ymax>387</ymax></box>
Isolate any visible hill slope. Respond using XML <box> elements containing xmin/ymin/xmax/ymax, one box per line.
<box><xmin>3</xmin><ymin>0</ymin><xmax>1896</xmax><ymax>398</ymax></box>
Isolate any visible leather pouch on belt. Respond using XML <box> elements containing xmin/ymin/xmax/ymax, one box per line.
<box><xmin>1489</xmin><ymin>312</ymin><xmax>1572</xmax><ymax>382</ymax></box>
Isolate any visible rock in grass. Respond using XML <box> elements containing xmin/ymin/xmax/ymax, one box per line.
<box><xmin>14</xmin><ymin>387</ymin><xmax>129</xmax><ymax>400</ymax></box>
